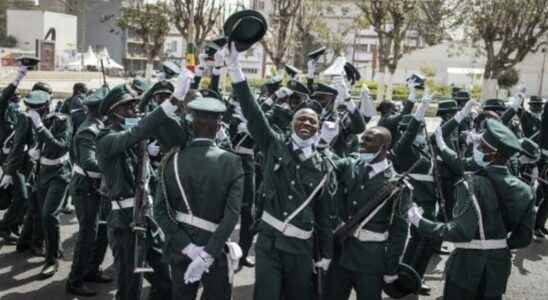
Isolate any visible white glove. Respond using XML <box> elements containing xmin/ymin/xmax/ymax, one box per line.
<box><xmin>0</xmin><ymin>174</ymin><xmax>13</xmax><ymax>189</ymax></box>
<box><xmin>314</xmin><ymin>258</ymin><xmax>331</xmax><ymax>272</ymax></box>
<box><xmin>195</xmin><ymin>53</ymin><xmax>208</xmax><ymax>77</ymax></box>
<box><xmin>344</xmin><ymin>99</ymin><xmax>357</xmax><ymax>112</ymax></box>
<box><xmin>28</xmin><ymin>146</ymin><xmax>40</xmax><ymax>161</ymax></box>
<box><xmin>173</xmin><ymin>69</ymin><xmax>194</xmax><ymax>101</ymax></box>
<box><xmin>214</xmin><ymin>50</ymin><xmax>225</xmax><ymax>68</ymax></box>
<box><xmin>414</xmin><ymin>94</ymin><xmax>432</xmax><ymax>121</ymax></box>
<box><xmin>28</xmin><ymin>110</ymin><xmax>43</xmax><ymax>128</ymax></box>
<box><xmin>182</xmin><ymin>243</ymin><xmax>204</xmax><ymax>260</ymax></box>
<box><xmin>407</xmin><ymin>205</ymin><xmax>424</xmax><ymax>227</ymax></box>
<box><xmin>333</xmin><ymin>76</ymin><xmax>350</xmax><ymax>105</ymax></box>
<box><xmin>434</xmin><ymin>127</ymin><xmax>447</xmax><ymax>152</ymax></box>
<box><xmin>237</xmin><ymin>121</ymin><xmax>249</xmax><ymax>134</ymax></box>
<box><xmin>184</xmin><ymin>251</ymin><xmax>214</xmax><ymax>284</ymax></box>
<box><xmin>306</xmin><ymin>58</ymin><xmax>319</xmax><ymax>79</ymax></box>
<box><xmin>216</xmin><ymin>126</ymin><xmax>228</xmax><ymax>141</ymax></box>
<box><xmin>319</xmin><ymin>121</ymin><xmax>339</xmax><ymax>145</ymax></box>
<box><xmin>383</xmin><ymin>274</ymin><xmax>399</xmax><ymax>284</ymax></box>
<box><xmin>224</xmin><ymin>43</ymin><xmax>245</xmax><ymax>83</ymax></box>
<box><xmin>13</xmin><ymin>66</ymin><xmax>28</xmax><ymax>86</ymax></box>
<box><xmin>147</xmin><ymin>141</ymin><xmax>160</xmax><ymax>157</ymax></box>
<box><xmin>275</xmin><ymin>87</ymin><xmax>293</xmax><ymax>99</ymax></box>
<box><xmin>360</xmin><ymin>88</ymin><xmax>376</xmax><ymax>117</ymax></box>
<box><xmin>509</xmin><ymin>96</ymin><xmax>523</xmax><ymax>111</ymax></box>
<box><xmin>455</xmin><ymin>100</ymin><xmax>478</xmax><ymax>123</ymax></box>
<box><xmin>407</xmin><ymin>78</ymin><xmax>418</xmax><ymax>103</ymax></box>
<box><xmin>517</xmin><ymin>83</ymin><xmax>527</xmax><ymax>99</ymax></box>
<box><xmin>465</xmin><ymin>130</ymin><xmax>481</xmax><ymax>146</ymax></box>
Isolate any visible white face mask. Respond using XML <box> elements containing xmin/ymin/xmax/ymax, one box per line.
<box><xmin>414</xmin><ymin>134</ymin><xmax>426</xmax><ymax>146</ymax></box>
<box><xmin>359</xmin><ymin>152</ymin><xmax>377</xmax><ymax>164</ymax></box>
<box><xmin>473</xmin><ymin>146</ymin><xmax>490</xmax><ymax>167</ymax></box>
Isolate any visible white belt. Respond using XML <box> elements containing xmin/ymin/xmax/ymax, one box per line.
<box><xmin>73</xmin><ymin>164</ymin><xmax>101</xmax><ymax>179</ymax></box>
<box><xmin>454</xmin><ymin>239</ymin><xmax>508</xmax><ymax>250</ymax></box>
<box><xmin>235</xmin><ymin>146</ymin><xmax>254</xmax><ymax>156</ymax></box>
<box><xmin>40</xmin><ymin>153</ymin><xmax>69</xmax><ymax>166</ymax></box>
<box><xmin>542</xmin><ymin>149</ymin><xmax>548</xmax><ymax>157</ymax></box>
<box><xmin>2</xmin><ymin>147</ymin><xmax>10</xmax><ymax>154</ymax></box>
<box><xmin>356</xmin><ymin>229</ymin><xmax>388</xmax><ymax>242</ymax></box>
<box><xmin>111</xmin><ymin>198</ymin><xmax>135</xmax><ymax>210</ymax></box>
<box><xmin>408</xmin><ymin>173</ymin><xmax>434</xmax><ymax>182</ymax></box>
<box><xmin>175</xmin><ymin>211</ymin><xmax>218</xmax><ymax>233</ymax></box>
<box><xmin>261</xmin><ymin>211</ymin><xmax>313</xmax><ymax>240</ymax></box>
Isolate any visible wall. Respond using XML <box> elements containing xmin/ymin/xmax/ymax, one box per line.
<box><xmin>6</xmin><ymin>10</ymin><xmax>44</xmax><ymax>51</ymax></box>
<box><xmin>42</xmin><ymin>11</ymin><xmax>77</xmax><ymax>52</ymax></box>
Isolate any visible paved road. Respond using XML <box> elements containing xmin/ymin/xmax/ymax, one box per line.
<box><xmin>1</xmin><ymin>210</ymin><xmax>548</xmax><ymax>300</ymax></box>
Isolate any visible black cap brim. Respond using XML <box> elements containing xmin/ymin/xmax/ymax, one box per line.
<box><xmin>224</xmin><ymin>10</ymin><xmax>267</xmax><ymax>52</ymax></box>
<box><xmin>382</xmin><ymin>263</ymin><xmax>421</xmax><ymax>299</ymax></box>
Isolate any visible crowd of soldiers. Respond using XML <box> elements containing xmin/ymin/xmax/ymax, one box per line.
<box><xmin>0</xmin><ymin>9</ymin><xmax>547</xmax><ymax>300</ymax></box>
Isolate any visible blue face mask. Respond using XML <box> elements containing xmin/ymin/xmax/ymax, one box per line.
<box><xmin>122</xmin><ymin>117</ymin><xmax>140</xmax><ymax>130</ymax></box>
<box><xmin>473</xmin><ymin>146</ymin><xmax>490</xmax><ymax>167</ymax></box>
<box><xmin>414</xmin><ymin>134</ymin><xmax>426</xmax><ymax>146</ymax></box>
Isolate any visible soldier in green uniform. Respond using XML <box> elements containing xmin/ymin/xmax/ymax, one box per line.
<box><xmin>66</xmin><ymin>88</ymin><xmax>112</xmax><ymax>296</ymax></box>
<box><xmin>96</xmin><ymin>83</ymin><xmax>174</xmax><ymax>300</ymax></box>
<box><xmin>223</xmin><ymin>43</ymin><xmax>334</xmax><ymax>300</ymax></box>
<box><xmin>59</xmin><ymin>82</ymin><xmax>89</xmax><ymax>135</ymax></box>
<box><xmin>0</xmin><ymin>65</ymin><xmax>29</xmax><ymax>242</ymax></box>
<box><xmin>155</xmin><ymin>91</ymin><xmax>244</xmax><ymax>299</ymax></box>
<box><xmin>377</xmin><ymin>79</ymin><xmax>417</xmax><ymax>147</ymax></box>
<box><xmin>412</xmin><ymin>118</ymin><xmax>535</xmax><ymax>300</ymax></box>
<box><xmin>535</xmin><ymin>100</ymin><xmax>548</xmax><ymax>236</ymax></box>
<box><xmin>25</xmin><ymin>90</ymin><xmax>72</xmax><ymax>278</ymax></box>
<box><xmin>520</xmin><ymin>96</ymin><xmax>544</xmax><ymax>143</ymax></box>
<box><xmin>393</xmin><ymin>93</ymin><xmax>435</xmax><ymax>295</ymax></box>
<box><xmin>325</xmin><ymin>126</ymin><xmax>410</xmax><ymax>300</ymax></box>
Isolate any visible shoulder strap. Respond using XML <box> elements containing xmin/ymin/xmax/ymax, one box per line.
<box><xmin>172</xmin><ymin>149</ymin><xmax>193</xmax><ymax>216</ymax></box>
<box><xmin>283</xmin><ymin>174</ymin><xmax>328</xmax><ymax>227</ymax></box>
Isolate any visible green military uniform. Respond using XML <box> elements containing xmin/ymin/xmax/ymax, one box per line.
<box><xmin>326</xmin><ymin>157</ymin><xmax>410</xmax><ymax>300</ymax></box>
<box><xmin>0</xmin><ymin>83</ymin><xmax>29</xmax><ymax>237</ymax></box>
<box><xmin>30</xmin><ymin>92</ymin><xmax>73</xmax><ymax>269</ymax></box>
<box><xmin>155</xmin><ymin>97</ymin><xmax>244</xmax><ymax>299</ymax></box>
<box><xmin>96</xmin><ymin>85</ymin><xmax>171</xmax><ymax>300</ymax></box>
<box><xmin>415</xmin><ymin>119</ymin><xmax>534</xmax><ymax>299</ymax></box>
<box><xmin>233</xmin><ymin>79</ymin><xmax>334</xmax><ymax>300</ymax></box>
<box><xmin>393</xmin><ymin>115</ymin><xmax>438</xmax><ymax>278</ymax></box>
<box><xmin>67</xmin><ymin>89</ymin><xmax>111</xmax><ymax>289</ymax></box>
<box><xmin>59</xmin><ymin>92</ymin><xmax>87</xmax><ymax>138</ymax></box>
<box><xmin>377</xmin><ymin>100</ymin><xmax>414</xmax><ymax>147</ymax></box>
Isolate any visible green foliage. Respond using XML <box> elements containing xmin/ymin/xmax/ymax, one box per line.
<box><xmin>117</xmin><ymin>2</ymin><xmax>170</xmax><ymax>62</ymax></box>
<box><xmin>0</xmin><ymin>33</ymin><xmax>16</xmax><ymax>47</ymax></box>
<box><xmin>497</xmin><ymin>68</ymin><xmax>519</xmax><ymax>88</ymax></box>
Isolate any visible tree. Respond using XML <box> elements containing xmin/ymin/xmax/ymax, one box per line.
<box><xmin>461</xmin><ymin>0</ymin><xmax>548</xmax><ymax>99</ymax></box>
<box><xmin>260</xmin><ymin>0</ymin><xmax>302</xmax><ymax>69</ymax></box>
<box><xmin>357</xmin><ymin>0</ymin><xmax>456</xmax><ymax>101</ymax></box>
<box><xmin>117</xmin><ymin>1</ymin><xmax>170</xmax><ymax>80</ymax></box>
<box><xmin>168</xmin><ymin>0</ymin><xmax>224</xmax><ymax>63</ymax></box>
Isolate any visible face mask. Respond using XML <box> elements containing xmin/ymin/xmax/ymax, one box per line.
<box><xmin>359</xmin><ymin>152</ymin><xmax>376</xmax><ymax>163</ymax></box>
<box><xmin>122</xmin><ymin>117</ymin><xmax>140</xmax><ymax>130</ymax></box>
<box><xmin>414</xmin><ymin>134</ymin><xmax>426</xmax><ymax>146</ymax></box>
<box><xmin>473</xmin><ymin>146</ymin><xmax>490</xmax><ymax>167</ymax></box>
<box><xmin>291</xmin><ymin>132</ymin><xmax>317</xmax><ymax>149</ymax></box>
<box><xmin>531</xmin><ymin>111</ymin><xmax>542</xmax><ymax>119</ymax></box>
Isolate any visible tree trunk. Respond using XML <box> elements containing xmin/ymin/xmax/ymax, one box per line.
<box><xmin>385</xmin><ymin>71</ymin><xmax>394</xmax><ymax>101</ymax></box>
<box><xmin>145</xmin><ymin>60</ymin><xmax>154</xmax><ymax>81</ymax></box>
<box><xmin>376</xmin><ymin>69</ymin><xmax>386</xmax><ymax>102</ymax></box>
<box><xmin>481</xmin><ymin>78</ymin><xmax>498</xmax><ymax>100</ymax></box>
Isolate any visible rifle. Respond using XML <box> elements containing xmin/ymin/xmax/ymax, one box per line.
<box><xmin>334</xmin><ymin>157</ymin><xmax>423</xmax><ymax>244</ymax></box>
<box><xmin>423</xmin><ymin>126</ymin><xmax>448</xmax><ymax>222</ymax></box>
<box><xmin>313</xmin><ymin>233</ymin><xmax>325</xmax><ymax>300</ymax></box>
<box><xmin>133</xmin><ymin>110</ymin><xmax>153</xmax><ymax>274</ymax></box>
<box><xmin>100</xmin><ymin>59</ymin><xmax>109</xmax><ymax>90</ymax></box>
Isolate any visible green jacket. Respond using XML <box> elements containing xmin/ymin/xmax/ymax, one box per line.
<box><xmin>393</xmin><ymin>117</ymin><xmax>436</xmax><ymax>213</ymax></box>
<box><xmin>96</xmin><ymin>107</ymin><xmax>173</xmax><ymax>228</ymax></box>
<box><xmin>155</xmin><ymin>139</ymin><xmax>244</xmax><ymax>263</ymax></box>
<box><xmin>417</xmin><ymin>173</ymin><xmax>511</xmax><ymax>296</ymax></box>
<box><xmin>0</xmin><ymin>84</ymin><xmax>18</xmax><ymax>162</ymax></box>
<box><xmin>333</xmin><ymin>157</ymin><xmax>409</xmax><ymax>275</ymax></box>
<box><xmin>4</xmin><ymin>112</ymin><xmax>33</xmax><ymax>176</ymax></box>
<box><xmin>34</xmin><ymin>113</ymin><xmax>72</xmax><ymax>186</ymax></box>
<box><xmin>330</xmin><ymin>108</ymin><xmax>366</xmax><ymax>157</ymax></box>
<box><xmin>234</xmin><ymin>80</ymin><xmax>334</xmax><ymax>258</ymax></box>
<box><xmin>69</xmin><ymin>117</ymin><xmax>103</xmax><ymax>194</ymax></box>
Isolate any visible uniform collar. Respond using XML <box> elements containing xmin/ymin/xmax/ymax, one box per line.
<box><xmin>368</xmin><ymin>159</ymin><xmax>389</xmax><ymax>178</ymax></box>
<box><xmin>190</xmin><ymin>138</ymin><xmax>215</xmax><ymax>147</ymax></box>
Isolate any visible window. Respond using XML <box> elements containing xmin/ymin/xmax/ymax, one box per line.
<box><xmin>242</xmin><ymin>68</ymin><xmax>258</xmax><ymax>74</ymax></box>
<box><xmin>355</xmin><ymin>44</ymin><xmax>368</xmax><ymax>53</ymax></box>
<box><xmin>370</xmin><ymin>44</ymin><xmax>377</xmax><ymax>53</ymax></box>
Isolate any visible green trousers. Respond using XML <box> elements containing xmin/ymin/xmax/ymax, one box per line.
<box><xmin>108</xmin><ymin>222</ymin><xmax>172</xmax><ymax>300</ymax></box>
<box><xmin>254</xmin><ymin>234</ymin><xmax>314</xmax><ymax>300</ymax></box>
<box><xmin>444</xmin><ymin>279</ymin><xmax>502</xmax><ymax>300</ymax></box>
<box><xmin>68</xmin><ymin>191</ymin><xmax>110</xmax><ymax>286</ymax></box>
<box><xmin>0</xmin><ymin>172</ymin><xmax>28</xmax><ymax>232</ymax></box>
<box><xmin>35</xmin><ymin>177</ymin><xmax>67</xmax><ymax>263</ymax></box>
<box><xmin>325</xmin><ymin>261</ymin><xmax>383</xmax><ymax>300</ymax></box>
<box><xmin>170</xmin><ymin>255</ymin><xmax>230</xmax><ymax>300</ymax></box>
